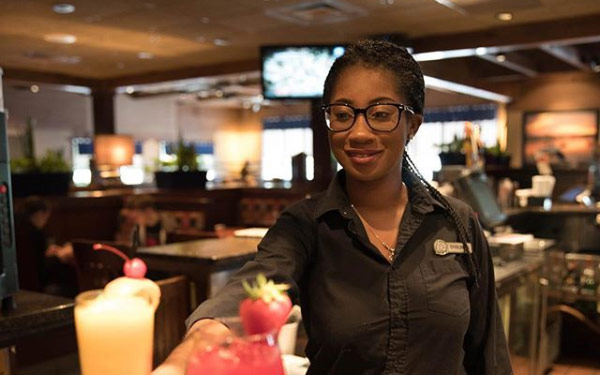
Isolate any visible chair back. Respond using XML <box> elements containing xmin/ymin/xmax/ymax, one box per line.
<box><xmin>154</xmin><ymin>275</ymin><xmax>191</xmax><ymax>367</ymax></box>
<box><xmin>71</xmin><ymin>239</ymin><xmax>133</xmax><ymax>291</ymax></box>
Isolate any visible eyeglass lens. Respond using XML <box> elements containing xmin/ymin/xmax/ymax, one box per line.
<box><xmin>325</xmin><ymin>104</ymin><xmax>401</xmax><ymax>131</ymax></box>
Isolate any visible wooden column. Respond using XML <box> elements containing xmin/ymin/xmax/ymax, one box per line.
<box><xmin>311</xmin><ymin>100</ymin><xmax>334</xmax><ymax>191</ymax></box>
<box><xmin>92</xmin><ymin>86</ymin><xmax>115</xmax><ymax>135</ymax></box>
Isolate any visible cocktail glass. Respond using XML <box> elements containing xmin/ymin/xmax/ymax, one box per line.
<box><xmin>75</xmin><ymin>277</ymin><xmax>160</xmax><ymax>375</ymax></box>
<box><xmin>186</xmin><ymin>317</ymin><xmax>285</xmax><ymax>375</ymax></box>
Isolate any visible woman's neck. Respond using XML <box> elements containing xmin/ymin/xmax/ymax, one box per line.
<box><xmin>346</xmin><ymin>170</ymin><xmax>405</xmax><ymax>211</ymax></box>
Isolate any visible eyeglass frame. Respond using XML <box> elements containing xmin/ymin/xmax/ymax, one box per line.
<box><xmin>321</xmin><ymin>102</ymin><xmax>415</xmax><ymax>132</ymax></box>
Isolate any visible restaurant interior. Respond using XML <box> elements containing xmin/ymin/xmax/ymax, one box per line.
<box><xmin>1</xmin><ymin>0</ymin><xmax>600</xmax><ymax>374</ymax></box>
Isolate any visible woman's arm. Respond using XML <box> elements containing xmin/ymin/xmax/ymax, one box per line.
<box><xmin>151</xmin><ymin>319</ymin><xmax>230</xmax><ymax>375</ymax></box>
<box><xmin>463</xmin><ymin>214</ymin><xmax>513</xmax><ymax>375</ymax></box>
<box><xmin>153</xmin><ymin>201</ymin><xmax>316</xmax><ymax>375</ymax></box>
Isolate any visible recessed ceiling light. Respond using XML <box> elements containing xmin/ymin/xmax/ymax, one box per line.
<box><xmin>44</xmin><ymin>33</ymin><xmax>77</xmax><ymax>44</ymax></box>
<box><xmin>496</xmin><ymin>12</ymin><xmax>513</xmax><ymax>21</ymax></box>
<box><xmin>30</xmin><ymin>85</ymin><xmax>40</xmax><ymax>93</ymax></box>
<box><xmin>125</xmin><ymin>86</ymin><xmax>135</xmax><ymax>94</ymax></box>
<box><xmin>137</xmin><ymin>52</ymin><xmax>154</xmax><ymax>59</ymax></box>
<box><xmin>495</xmin><ymin>54</ymin><xmax>506</xmax><ymax>62</ymax></box>
<box><xmin>52</xmin><ymin>3</ymin><xmax>75</xmax><ymax>14</ymax></box>
<box><xmin>201</xmin><ymin>17</ymin><xmax>210</xmax><ymax>24</ymax></box>
<box><xmin>213</xmin><ymin>38</ymin><xmax>230</xmax><ymax>47</ymax></box>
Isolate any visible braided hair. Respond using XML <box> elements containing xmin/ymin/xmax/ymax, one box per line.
<box><xmin>323</xmin><ymin>39</ymin><xmax>481</xmax><ymax>286</ymax></box>
<box><xmin>402</xmin><ymin>152</ymin><xmax>481</xmax><ymax>287</ymax></box>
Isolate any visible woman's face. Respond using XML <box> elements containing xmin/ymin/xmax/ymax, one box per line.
<box><xmin>328</xmin><ymin>64</ymin><xmax>423</xmax><ymax>184</ymax></box>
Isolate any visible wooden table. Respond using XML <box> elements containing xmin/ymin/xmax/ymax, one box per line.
<box><xmin>137</xmin><ymin>237</ymin><xmax>260</xmax><ymax>307</ymax></box>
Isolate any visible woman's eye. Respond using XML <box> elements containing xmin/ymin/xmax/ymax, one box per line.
<box><xmin>371</xmin><ymin>111</ymin><xmax>391</xmax><ymax>120</ymax></box>
<box><xmin>334</xmin><ymin>112</ymin><xmax>352</xmax><ymax>121</ymax></box>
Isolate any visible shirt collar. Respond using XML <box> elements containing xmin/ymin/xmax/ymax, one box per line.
<box><xmin>314</xmin><ymin>169</ymin><xmax>448</xmax><ymax>219</ymax></box>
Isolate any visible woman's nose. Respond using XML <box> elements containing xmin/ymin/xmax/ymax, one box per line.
<box><xmin>348</xmin><ymin>114</ymin><xmax>374</xmax><ymax>141</ymax></box>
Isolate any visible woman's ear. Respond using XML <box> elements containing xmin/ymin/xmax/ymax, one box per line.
<box><xmin>407</xmin><ymin>114</ymin><xmax>423</xmax><ymax>141</ymax></box>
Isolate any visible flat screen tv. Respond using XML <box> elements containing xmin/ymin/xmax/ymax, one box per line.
<box><xmin>261</xmin><ymin>45</ymin><xmax>345</xmax><ymax>100</ymax></box>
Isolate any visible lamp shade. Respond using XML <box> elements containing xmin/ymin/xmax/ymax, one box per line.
<box><xmin>94</xmin><ymin>134</ymin><xmax>134</xmax><ymax>167</ymax></box>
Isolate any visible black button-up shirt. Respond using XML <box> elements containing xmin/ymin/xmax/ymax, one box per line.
<box><xmin>187</xmin><ymin>170</ymin><xmax>513</xmax><ymax>375</ymax></box>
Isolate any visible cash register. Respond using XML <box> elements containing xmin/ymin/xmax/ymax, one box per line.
<box><xmin>454</xmin><ymin>171</ymin><xmax>554</xmax><ymax>263</ymax></box>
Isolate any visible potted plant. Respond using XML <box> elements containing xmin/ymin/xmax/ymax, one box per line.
<box><xmin>154</xmin><ymin>138</ymin><xmax>207</xmax><ymax>189</ymax></box>
<box><xmin>484</xmin><ymin>143</ymin><xmax>511</xmax><ymax>167</ymax></box>
<box><xmin>10</xmin><ymin>119</ymin><xmax>72</xmax><ymax>196</ymax></box>
<box><xmin>437</xmin><ymin>135</ymin><xmax>466</xmax><ymax>166</ymax></box>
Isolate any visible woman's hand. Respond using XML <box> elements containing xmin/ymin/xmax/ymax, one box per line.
<box><xmin>45</xmin><ymin>243</ymin><xmax>74</xmax><ymax>263</ymax></box>
<box><xmin>151</xmin><ymin>319</ymin><xmax>231</xmax><ymax>375</ymax></box>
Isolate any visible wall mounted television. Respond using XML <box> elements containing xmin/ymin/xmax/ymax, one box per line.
<box><xmin>261</xmin><ymin>45</ymin><xmax>345</xmax><ymax>100</ymax></box>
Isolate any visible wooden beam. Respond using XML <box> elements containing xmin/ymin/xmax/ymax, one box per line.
<box><xmin>539</xmin><ymin>45</ymin><xmax>590</xmax><ymax>72</ymax></box>
<box><xmin>477</xmin><ymin>53</ymin><xmax>538</xmax><ymax>78</ymax></box>
<box><xmin>104</xmin><ymin>59</ymin><xmax>260</xmax><ymax>88</ymax></box>
<box><xmin>92</xmin><ymin>86</ymin><xmax>115</xmax><ymax>135</ymax></box>
<box><xmin>1</xmin><ymin>67</ymin><xmax>99</xmax><ymax>87</ymax></box>
<box><xmin>412</xmin><ymin>14</ymin><xmax>600</xmax><ymax>53</ymax></box>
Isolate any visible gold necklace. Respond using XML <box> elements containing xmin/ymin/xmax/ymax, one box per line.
<box><xmin>350</xmin><ymin>204</ymin><xmax>395</xmax><ymax>261</ymax></box>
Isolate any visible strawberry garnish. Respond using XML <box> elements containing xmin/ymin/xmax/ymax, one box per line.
<box><xmin>239</xmin><ymin>274</ymin><xmax>292</xmax><ymax>336</ymax></box>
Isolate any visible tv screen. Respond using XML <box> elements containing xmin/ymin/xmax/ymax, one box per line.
<box><xmin>261</xmin><ymin>45</ymin><xmax>345</xmax><ymax>100</ymax></box>
<box><xmin>454</xmin><ymin>172</ymin><xmax>507</xmax><ymax>230</ymax></box>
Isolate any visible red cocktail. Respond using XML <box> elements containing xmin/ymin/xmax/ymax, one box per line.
<box><xmin>186</xmin><ymin>317</ymin><xmax>284</xmax><ymax>375</ymax></box>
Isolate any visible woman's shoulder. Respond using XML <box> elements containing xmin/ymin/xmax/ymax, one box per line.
<box><xmin>439</xmin><ymin>194</ymin><xmax>475</xmax><ymax>218</ymax></box>
<box><xmin>282</xmin><ymin>191</ymin><xmax>326</xmax><ymax>219</ymax></box>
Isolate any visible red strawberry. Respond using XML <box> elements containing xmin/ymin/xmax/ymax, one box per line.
<box><xmin>239</xmin><ymin>274</ymin><xmax>292</xmax><ymax>335</ymax></box>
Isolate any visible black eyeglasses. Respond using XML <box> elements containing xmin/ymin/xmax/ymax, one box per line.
<box><xmin>321</xmin><ymin>103</ymin><xmax>415</xmax><ymax>132</ymax></box>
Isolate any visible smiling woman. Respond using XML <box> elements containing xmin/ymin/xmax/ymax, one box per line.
<box><xmin>152</xmin><ymin>40</ymin><xmax>513</xmax><ymax>375</ymax></box>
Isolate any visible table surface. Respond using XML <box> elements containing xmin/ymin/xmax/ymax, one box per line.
<box><xmin>138</xmin><ymin>237</ymin><xmax>261</xmax><ymax>262</ymax></box>
<box><xmin>0</xmin><ymin>290</ymin><xmax>74</xmax><ymax>347</ymax></box>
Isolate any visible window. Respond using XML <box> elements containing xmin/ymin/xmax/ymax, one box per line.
<box><xmin>71</xmin><ymin>137</ymin><xmax>92</xmax><ymax>186</ymax></box>
<box><xmin>261</xmin><ymin>115</ymin><xmax>313</xmax><ymax>181</ymax></box>
<box><xmin>406</xmin><ymin>104</ymin><xmax>498</xmax><ymax>181</ymax></box>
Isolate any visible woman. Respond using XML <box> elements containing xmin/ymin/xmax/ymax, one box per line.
<box><xmin>153</xmin><ymin>40</ymin><xmax>512</xmax><ymax>375</ymax></box>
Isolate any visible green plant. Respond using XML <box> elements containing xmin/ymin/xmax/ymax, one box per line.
<box><xmin>11</xmin><ymin>149</ymin><xmax>71</xmax><ymax>173</ymax></box>
<box><xmin>37</xmin><ymin>150</ymin><xmax>71</xmax><ymax>172</ymax></box>
<box><xmin>484</xmin><ymin>143</ymin><xmax>510</xmax><ymax>157</ymax></box>
<box><xmin>436</xmin><ymin>134</ymin><xmax>465</xmax><ymax>153</ymax></box>
<box><xmin>175</xmin><ymin>139</ymin><xmax>198</xmax><ymax>172</ymax></box>
<box><xmin>158</xmin><ymin>138</ymin><xmax>200</xmax><ymax>172</ymax></box>
<box><xmin>10</xmin><ymin>118</ymin><xmax>71</xmax><ymax>173</ymax></box>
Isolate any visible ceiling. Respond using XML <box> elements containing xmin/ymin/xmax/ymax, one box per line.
<box><xmin>1</xmin><ymin>0</ymin><xmax>600</xmax><ymax>101</ymax></box>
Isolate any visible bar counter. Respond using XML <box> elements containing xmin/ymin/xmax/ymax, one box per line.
<box><xmin>0</xmin><ymin>291</ymin><xmax>73</xmax><ymax>347</ymax></box>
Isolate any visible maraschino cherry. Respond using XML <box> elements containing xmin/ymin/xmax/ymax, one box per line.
<box><xmin>93</xmin><ymin>243</ymin><xmax>147</xmax><ymax>279</ymax></box>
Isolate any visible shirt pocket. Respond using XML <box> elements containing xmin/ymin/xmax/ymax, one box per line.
<box><xmin>420</xmin><ymin>258</ymin><xmax>470</xmax><ymax>317</ymax></box>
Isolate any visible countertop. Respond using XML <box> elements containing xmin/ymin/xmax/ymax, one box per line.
<box><xmin>0</xmin><ymin>290</ymin><xmax>74</xmax><ymax>347</ymax></box>
<box><xmin>493</xmin><ymin>254</ymin><xmax>544</xmax><ymax>296</ymax></box>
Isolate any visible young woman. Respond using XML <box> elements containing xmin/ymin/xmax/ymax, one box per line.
<box><xmin>153</xmin><ymin>40</ymin><xmax>512</xmax><ymax>375</ymax></box>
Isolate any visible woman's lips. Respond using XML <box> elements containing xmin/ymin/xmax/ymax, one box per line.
<box><xmin>345</xmin><ymin>149</ymin><xmax>382</xmax><ymax>164</ymax></box>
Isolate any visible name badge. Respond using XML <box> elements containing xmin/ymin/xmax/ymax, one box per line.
<box><xmin>434</xmin><ymin>239</ymin><xmax>472</xmax><ymax>255</ymax></box>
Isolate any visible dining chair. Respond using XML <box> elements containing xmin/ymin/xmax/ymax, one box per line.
<box><xmin>71</xmin><ymin>239</ymin><xmax>133</xmax><ymax>291</ymax></box>
<box><xmin>154</xmin><ymin>275</ymin><xmax>191</xmax><ymax>367</ymax></box>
